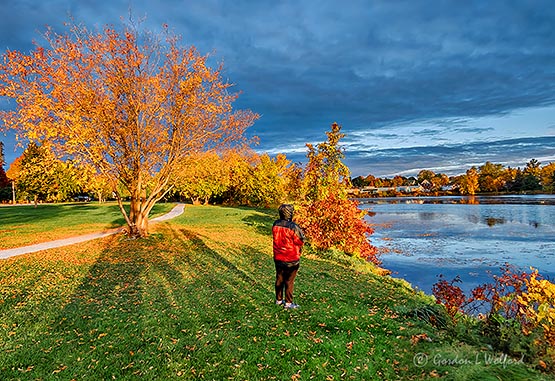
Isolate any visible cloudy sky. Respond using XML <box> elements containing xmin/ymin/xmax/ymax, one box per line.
<box><xmin>1</xmin><ymin>0</ymin><xmax>554</xmax><ymax>177</ymax></box>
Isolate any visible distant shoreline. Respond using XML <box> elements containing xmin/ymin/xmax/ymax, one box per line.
<box><xmin>357</xmin><ymin>194</ymin><xmax>555</xmax><ymax>205</ymax></box>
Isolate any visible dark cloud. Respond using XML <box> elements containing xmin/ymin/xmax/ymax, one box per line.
<box><xmin>1</xmin><ymin>0</ymin><xmax>555</xmax><ymax>175</ymax></box>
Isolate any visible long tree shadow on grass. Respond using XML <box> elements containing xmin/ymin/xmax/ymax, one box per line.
<box><xmin>177</xmin><ymin>228</ymin><xmax>273</xmax><ymax>297</ymax></box>
<box><xmin>1</xmin><ymin>235</ymin><xmax>187</xmax><ymax>379</ymax></box>
<box><xmin>1</xmin><ymin>224</ymin><xmax>278</xmax><ymax>379</ymax></box>
<box><xmin>238</xmin><ymin>207</ymin><xmax>276</xmax><ymax>237</ymax></box>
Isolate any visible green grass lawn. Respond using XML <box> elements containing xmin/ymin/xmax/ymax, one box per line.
<box><xmin>0</xmin><ymin>205</ymin><xmax>552</xmax><ymax>380</ymax></box>
<box><xmin>0</xmin><ymin>202</ymin><xmax>176</xmax><ymax>249</ymax></box>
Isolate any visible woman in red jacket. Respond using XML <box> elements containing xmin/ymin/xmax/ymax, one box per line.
<box><xmin>272</xmin><ymin>204</ymin><xmax>305</xmax><ymax>309</ymax></box>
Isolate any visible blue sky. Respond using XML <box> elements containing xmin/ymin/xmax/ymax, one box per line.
<box><xmin>1</xmin><ymin>0</ymin><xmax>554</xmax><ymax>177</ymax></box>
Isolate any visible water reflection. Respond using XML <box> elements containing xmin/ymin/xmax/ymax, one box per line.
<box><xmin>364</xmin><ymin>196</ymin><xmax>555</xmax><ymax>293</ymax></box>
<box><xmin>485</xmin><ymin>217</ymin><xmax>506</xmax><ymax>227</ymax></box>
<box><xmin>419</xmin><ymin>212</ymin><xmax>438</xmax><ymax>221</ymax></box>
<box><xmin>467</xmin><ymin>214</ymin><xmax>507</xmax><ymax>226</ymax></box>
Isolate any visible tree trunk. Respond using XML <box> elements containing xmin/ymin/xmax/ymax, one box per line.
<box><xmin>128</xmin><ymin>196</ymin><xmax>149</xmax><ymax>238</ymax></box>
<box><xmin>114</xmin><ymin>182</ymin><xmax>171</xmax><ymax>239</ymax></box>
<box><xmin>114</xmin><ymin>192</ymin><xmax>149</xmax><ymax>238</ymax></box>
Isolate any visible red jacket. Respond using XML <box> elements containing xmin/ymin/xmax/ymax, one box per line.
<box><xmin>272</xmin><ymin>219</ymin><xmax>305</xmax><ymax>262</ymax></box>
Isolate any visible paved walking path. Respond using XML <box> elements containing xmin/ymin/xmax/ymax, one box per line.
<box><xmin>0</xmin><ymin>203</ymin><xmax>185</xmax><ymax>260</ymax></box>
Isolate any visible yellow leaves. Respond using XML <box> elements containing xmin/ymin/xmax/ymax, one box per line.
<box><xmin>517</xmin><ymin>270</ymin><xmax>555</xmax><ymax>346</ymax></box>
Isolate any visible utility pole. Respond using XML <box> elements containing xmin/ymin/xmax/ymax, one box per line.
<box><xmin>12</xmin><ymin>180</ymin><xmax>15</xmax><ymax>204</ymax></box>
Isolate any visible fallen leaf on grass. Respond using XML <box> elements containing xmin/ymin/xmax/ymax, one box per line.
<box><xmin>411</xmin><ymin>333</ymin><xmax>432</xmax><ymax>345</ymax></box>
<box><xmin>52</xmin><ymin>365</ymin><xmax>67</xmax><ymax>374</ymax></box>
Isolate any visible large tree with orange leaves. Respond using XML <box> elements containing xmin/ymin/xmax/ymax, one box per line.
<box><xmin>0</xmin><ymin>21</ymin><xmax>258</xmax><ymax>237</ymax></box>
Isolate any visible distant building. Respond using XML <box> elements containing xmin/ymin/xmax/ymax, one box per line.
<box><xmin>358</xmin><ymin>185</ymin><xmax>424</xmax><ymax>195</ymax></box>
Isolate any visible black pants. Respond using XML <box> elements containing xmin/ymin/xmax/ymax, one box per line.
<box><xmin>274</xmin><ymin>260</ymin><xmax>300</xmax><ymax>303</ymax></box>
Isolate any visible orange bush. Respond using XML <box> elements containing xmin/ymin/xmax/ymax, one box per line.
<box><xmin>296</xmin><ymin>194</ymin><xmax>379</xmax><ymax>264</ymax></box>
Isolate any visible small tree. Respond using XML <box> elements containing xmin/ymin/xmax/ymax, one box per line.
<box><xmin>522</xmin><ymin>159</ymin><xmax>542</xmax><ymax>191</ymax></box>
<box><xmin>296</xmin><ymin>123</ymin><xmax>378</xmax><ymax>263</ymax></box>
<box><xmin>0</xmin><ymin>20</ymin><xmax>257</xmax><ymax>236</ymax></box>
<box><xmin>459</xmin><ymin>166</ymin><xmax>479</xmax><ymax>195</ymax></box>
<box><xmin>15</xmin><ymin>143</ymin><xmax>57</xmax><ymax>206</ymax></box>
<box><xmin>81</xmin><ymin>165</ymin><xmax>113</xmax><ymax>203</ymax></box>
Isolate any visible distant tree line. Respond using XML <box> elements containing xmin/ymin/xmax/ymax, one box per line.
<box><xmin>0</xmin><ymin>140</ymin><xmax>302</xmax><ymax>207</ymax></box>
<box><xmin>3</xmin><ymin>142</ymin><xmax>554</xmax><ymax>205</ymax></box>
<box><xmin>351</xmin><ymin>158</ymin><xmax>555</xmax><ymax>196</ymax></box>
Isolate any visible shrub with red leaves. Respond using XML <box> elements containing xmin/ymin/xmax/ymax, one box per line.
<box><xmin>431</xmin><ymin>275</ymin><xmax>467</xmax><ymax>318</ymax></box>
<box><xmin>296</xmin><ymin>194</ymin><xmax>379</xmax><ymax>264</ymax></box>
<box><xmin>294</xmin><ymin>122</ymin><xmax>379</xmax><ymax>265</ymax></box>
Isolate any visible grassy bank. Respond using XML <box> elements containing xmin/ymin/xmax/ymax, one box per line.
<box><xmin>0</xmin><ymin>202</ymin><xmax>175</xmax><ymax>249</ymax></box>
<box><xmin>0</xmin><ymin>205</ymin><xmax>551</xmax><ymax>380</ymax></box>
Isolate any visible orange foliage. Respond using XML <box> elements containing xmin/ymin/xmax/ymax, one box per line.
<box><xmin>296</xmin><ymin>194</ymin><xmax>378</xmax><ymax>263</ymax></box>
<box><xmin>433</xmin><ymin>266</ymin><xmax>555</xmax><ymax>367</ymax></box>
<box><xmin>0</xmin><ymin>21</ymin><xmax>258</xmax><ymax>236</ymax></box>
<box><xmin>295</xmin><ymin>123</ymin><xmax>379</xmax><ymax>264</ymax></box>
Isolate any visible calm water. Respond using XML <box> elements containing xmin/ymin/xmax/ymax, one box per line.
<box><xmin>362</xmin><ymin>195</ymin><xmax>555</xmax><ymax>294</ymax></box>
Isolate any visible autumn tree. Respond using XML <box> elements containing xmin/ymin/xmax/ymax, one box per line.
<box><xmin>350</xmin><ymin>175</ymin><xmax>368</xmax><ymax>188</ymax></box>
<box><xmin>301</xmin><ymin>122</ymin><xmax>351</xmax><ymax>201</ymax></box>
<box><xmin>224</xmin><ymin>150</ymin><xmax>258</xmax><ymax>205</ymax></box>
<box><xmin>283</xmin><ymin>162</ymin><xmax>304</xmax><ymax>202</ymax></box>
<box><xmin>540</xmin><ymin>162</ymin><xmax>555</xmax><ymax>193</ymax></box>
<box><xmin>364</xmin><ymin>174</ymin><xmax>377</xmax><ymax>187</ymax></box>
<box><xmin>295</xmin><ymin>123</ymin><xmax>378</xmax><ymax>263</ymax></box>
<box><xmin>221</xmin><ymin>150</ymin><xmax>292</xmax><ymax>207</ymax></box>
<box><xmin>458</xmin><ymin>166</ymin><xmax>479</xmax><ymax>195</ymax></box>
<box><xmin>0</xmin><ymin>142</ymin><xmax>9</xmax><ymax>187</ymax></box>
<box><xmin>503</xmin><ymin>166</ymin><xmax>518</xmax><ymax>192</ymax></box>
<box><xmin>391</xmin><ymin>175</ymin><xmax>404</xmax><ymax>188</ymax></box>
<box><xmin>173</xmin><ymin>150</ymin><xmax>230</xmax><ymax>205</ymax></box>
<box><xmin>80</xmin><ymin>165</ymin><xmax>114</xmax><ymax>203</ymax></box>
<box><xmin>417</xmin><ymin>169</ymin><xmax>435</xmax><ymax>183</ymax></box>
<box><xmin>14</xmin><ymin>142</ymin><xmax>57</xmax><ymax>206</ymax></box>
<box><xmin>13</xmin><ymin>143</ymin><xmax>83</xmax><ymax>203</ymax></box>
<box><xmin>247</xmin><ymin>153</ymin><xmax>291</xmax><ymax>207</ymax></box>
<box><xmin>0</xmin><ymin>20</ymin><xmax>257</xmax><ymax>236</ymax></box>
<box><xmin>479</xmin><ymin>161</ymin><xmax>506</xmax><ymax>193</ymax></box>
